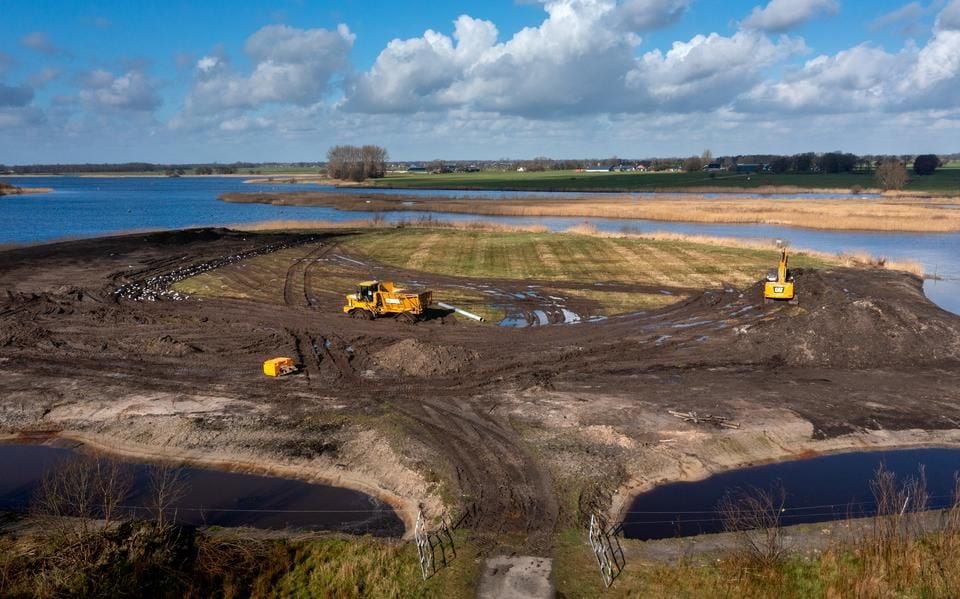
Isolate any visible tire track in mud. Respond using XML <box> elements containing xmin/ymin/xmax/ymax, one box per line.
<box><xmin>390</xmin><ymin>395</ymin><xmax>558</xmax><ymax>552</ymax></box>
<box><xmin>283</xmin><ymin>244</ymin><xmax>330</xmax><ymax>308</ymax></box>
<box><xmin>302</xmin><ymin>244</ymin><xmax>336</xmax><ymax>308</ymax></box>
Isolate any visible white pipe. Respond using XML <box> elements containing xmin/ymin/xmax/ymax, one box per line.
<box><xmin>437</xmin><ymin>302</ymin><xmax>485</xmax><ymax>322</ymax></box>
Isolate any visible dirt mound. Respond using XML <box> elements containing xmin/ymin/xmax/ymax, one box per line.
<box><xmin>733</xmin><ymin>268</ymin><xmax>960</xmax><ymax>368</ymax></box>
<box><xmin>134</xmin><ymin>335</ymin><xmax>202</xmax><ymax>357</ymax></box>
<box><xmin>372</xmin><ymin>338</ymin><xmax>478</xmax><ymax>377</ymax></box>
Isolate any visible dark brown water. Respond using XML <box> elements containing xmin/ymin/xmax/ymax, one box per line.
<box><xmin>0</xmin><ymin>444</ymin><xmax>403</xmax><ymax>536</ymax></box>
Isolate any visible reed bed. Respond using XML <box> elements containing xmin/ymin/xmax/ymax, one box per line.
<box><xmin>221</xmin><ymin>191</ymin><xmax>960</xmax><ymax>233</ymax></box>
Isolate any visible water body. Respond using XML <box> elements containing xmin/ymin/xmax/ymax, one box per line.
<box><xmin>622</xmin><ymin>448</ymin><xmax>960</xmax><ymax>541</ymax></box>
<box><xmin>1</xmin><ymin>177</ymin><xmax>957</xmax><ymax>314</ymax></box>
<box><xmin>0</xmin><ymin>443</ymin><xmax>403</xmax><ymax>536</ymax></box>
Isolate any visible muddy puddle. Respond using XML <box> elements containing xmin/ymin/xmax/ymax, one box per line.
<box><xmin>622</xmin><ymin>448</ymin><xmax>960</xmax><ymax>541</ymax></box>
<box><xmin>0</xmin><ymin>443</ymin><xmax>403</xmax><ymax>536</ymax></box>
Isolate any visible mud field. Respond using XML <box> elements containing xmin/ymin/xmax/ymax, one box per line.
<box><xmin>2</xmin><ymin>228</ymin><xmax>960</xmax><ymax>554</ymax></box>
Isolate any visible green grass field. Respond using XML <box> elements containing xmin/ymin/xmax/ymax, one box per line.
<box><xmin>338</xmin><ymin>228</ymin><xmax>833</xmax><ymax>287</ymax></box>
<box><xmin>371</xmin><ymin>168</ymin><xmax>960</xmax><ymax>194</ymax></box>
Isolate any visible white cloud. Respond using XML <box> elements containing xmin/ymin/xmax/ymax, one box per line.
<box><xmin>181</xmin><ymin>24</ymin><xmax>354</xmax><ymax>116</ymax></box>
<box><xmin>629</xmin><ymin>32</ymin><xmax>807</xmax><ymax>110</ymax></box>
<box><xmin>739</xmin><ymin>22</ymin><xmax>960</xmax><ymax>114</ymax></box>
<box><xmin>738</xmin><ymin>44</ymin><xmax>912</xmax><ymax>113</ymax></box>
<box><xmin>741</xmin><ymin>0</ymin><xmax>839</xmax><ymax>32</ymax></box>
<box><xmin>78</xmin><ymin>69</ymin><xmax>162</xmax><ymax>112</ymax></box>
<box><xmin>346</xmin><ymin>0</ymin><xmax>803</xmax><ymax>116</ymax></box>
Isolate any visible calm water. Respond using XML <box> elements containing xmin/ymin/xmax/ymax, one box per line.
<box><xmin>1</xmin><ymin>176</ymin><xmax>957</xmax><ymax>314</ymax></box>
<box><xmin>0</xmin><ymin>444</ymin><xmax>403</xmax><ymax>535</ymax></box>
<box><xmin>623</xmin><ymin>448</ymin><xmax>960</xmax><ymax>540</ymax></box>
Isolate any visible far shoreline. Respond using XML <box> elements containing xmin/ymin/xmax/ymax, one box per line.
<box><xmin>218</xmin><ymin>189</ymin><xmax>960</xmax><ymax>234</ymax></box>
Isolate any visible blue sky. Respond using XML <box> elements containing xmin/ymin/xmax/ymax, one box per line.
<box><xmin>2</xmin><ymin>0</ymin><xmax>959</xmax><ymax>163</ymax></box>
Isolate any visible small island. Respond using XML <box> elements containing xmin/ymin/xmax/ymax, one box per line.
<box><xmin>0</xmin><ymin>180</ymin><xmax>53</xmax><ymax>196</ymax></box>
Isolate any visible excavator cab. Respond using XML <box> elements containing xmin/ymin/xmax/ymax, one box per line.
<box><xmin>763</xmin><ymin>247</ymin><xmax>796</xmax><ymax>304</ymax></box>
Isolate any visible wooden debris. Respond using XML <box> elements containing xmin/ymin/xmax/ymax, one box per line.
<box><xmin>668</xmin><ymin>410</ymin><xmax>740</xmax><ymax>429</ymax></box>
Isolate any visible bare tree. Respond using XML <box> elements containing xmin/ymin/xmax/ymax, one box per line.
<box><xmin>701</xmin><ymin>149</ymin><xmax>714</xmax><ymax>165</ymax></box>
<box><xmin>683</xmin><ymin>156</ymin><xmax>703</xmax><ymax>172</ymax></box>
<box><xmin>30</xmin><ymin>453</ymin><xmax>132</xmax><ymax>575</ymax></box>
<box><xmin>326</xmin><ymin>145</ymin><xmax>388</xmax><ymax>182</ymax></box>
<box><xmin>147</xmin><ymin>462</ymin><xmax>187</xmax><ymax>531</ymax></box>
<box><xmin>875</xmin><ymin>160</ymin><xmax>908</xmax><ymax>190</ymax></box>
<box><xmin>719</xmin><ymin>483</ymin><xmax>787</xmax><ymax>566</ymax></box>
<box><xmin>33</xmin><ymin>453</ymin><xmax>131</xmax><ymax>534</ymax></box>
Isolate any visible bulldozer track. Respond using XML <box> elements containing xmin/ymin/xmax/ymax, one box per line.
<box><xmin>283</xmin><ymin>243</ymin><xmax>330</xmax><ymax>308</ymax></box>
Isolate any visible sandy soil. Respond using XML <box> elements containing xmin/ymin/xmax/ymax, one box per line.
<box><xmin>2</xmin><ymin>228</ymin><xmax>959</xmax><ymax>554</ymax></box>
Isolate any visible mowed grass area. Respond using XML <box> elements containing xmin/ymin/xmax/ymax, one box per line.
<box><xmin>169</xmin><ymin>228</ymin><xmax>834</xmax><ymax>318</ymax></box>
<box><xmin>373</xmin><ymin>168</ymin><xmax>960</xmax><ymax>194</ymax></box>
<box><xmin>341</xmin><ymin>228</ymin><xmax>835</xmax><ymax>315</ymax></box>
<box><xmin>338</xmin><ymin>228</ymin><xmax>834</xmax><ymax>289</ymax></box>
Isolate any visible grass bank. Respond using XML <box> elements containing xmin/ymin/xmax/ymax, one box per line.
<box><xmin>367</xmin><ymin>168</ymin><xmax>960</xmax><ymax>195</ymax></box>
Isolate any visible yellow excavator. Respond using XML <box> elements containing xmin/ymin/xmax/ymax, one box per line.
<box><xmin>343</xmin><ymin>280</ymin><xmax>431</xmax><ymax>322</ymax></box>
<box><xmin>764</xmin><ymin>247</ymin><xmax>797</xmax><ymax>304</ymax></box>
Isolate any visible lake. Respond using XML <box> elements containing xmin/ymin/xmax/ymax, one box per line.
<box><xmin>2</xmin><ymin>176</ymin><xmax>958</xmax><ymax>314</ymax></box>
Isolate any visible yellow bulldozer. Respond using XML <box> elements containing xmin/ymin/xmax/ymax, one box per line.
<box><xmin>343</xmin><ymin>280</ymin><xmax>431</xmax><ymax>322</ymax></box>
<box><xmin>763</xmin><ymin>247</ymin><xmax>797</xmax><ymax>304</ymax></box>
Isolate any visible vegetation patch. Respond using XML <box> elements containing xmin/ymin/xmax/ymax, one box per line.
<box><xmin>338</xmin><ymin>228</ymin><xmax>833</xmax><ymax>288</ymax></box>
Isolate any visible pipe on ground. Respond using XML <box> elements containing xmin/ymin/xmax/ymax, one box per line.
<box><xmin>437</xmin><ymin>302</ymin><xmax>485</xmax><ymax>322</ymax></box>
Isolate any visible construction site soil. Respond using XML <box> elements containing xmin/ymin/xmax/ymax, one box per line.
<box><xmin>2</xmin><ymin>228</ymin><xmax>959</xmax><ymax>555</ymax></box>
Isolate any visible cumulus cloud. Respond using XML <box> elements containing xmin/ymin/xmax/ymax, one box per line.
<box><xmin>346</xmin><ymin>0</ymin><xmax>803</xmax><ymax>116</ymax></box>
<box><xmin>20</xmin><ymin>32</ymin><xmax>60</xmax><ymax>55</ymax></box>
<box><xmin>739</xmin><ymin>13</ymin><xmax>960</xmax><ymax>115</ymax></box>
<box><xmin>741</xmin><ymin>0</ymin><xmax>839</xmax><ymax>32</ymax></box>
<box><xmin>738</xmin><ymin>44</ymin><xmax>912</xmax><ymax>113</ymax></box>
<box><xmin>78</xmin><ymin>69</ymin><xmax>162</xmax><ymax>112</ymax></box>
<box><xmin>617</xmin><ymin>0</ymin><xmax>691</xmax><ymax>32</ymax></box>
<box><xmin>629</xmin><ymin>32</ymin><xmax>807</xmax><ymax>110</ymax></box>
<box><xmin>181</xmin><ymin>23</ymin><xmax>354</xmax><ymax>115</ymax></box>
